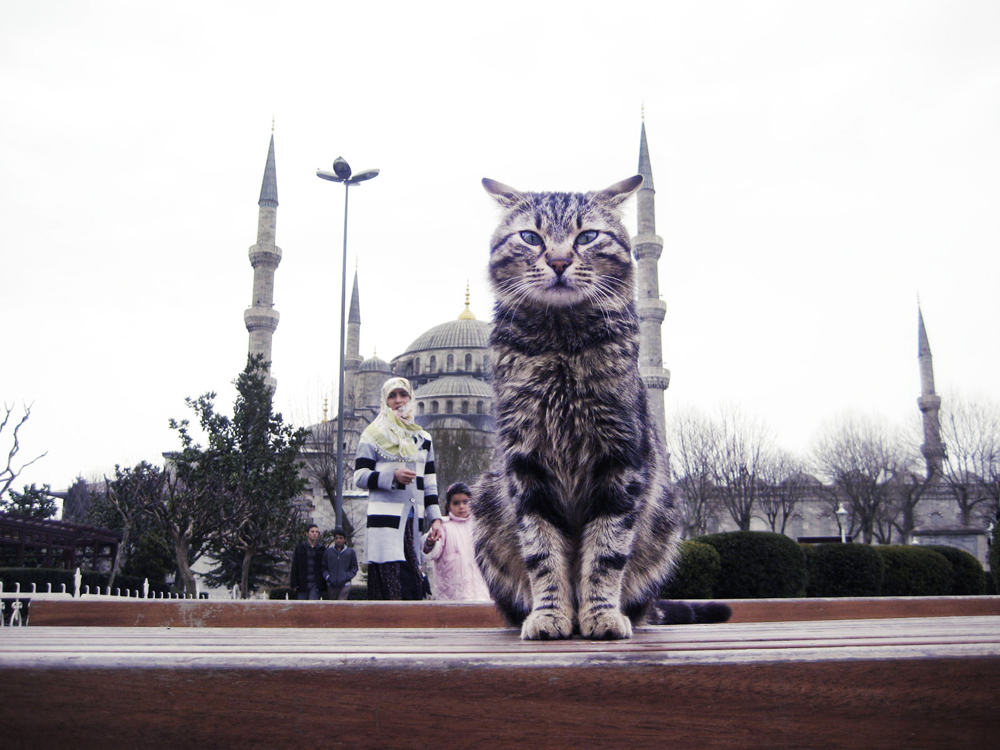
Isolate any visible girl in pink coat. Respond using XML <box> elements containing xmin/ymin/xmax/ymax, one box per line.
<box><xmin>422</xmin><ymin>483</ymin><xmax>491</xmax><ymax>601</ymax></box>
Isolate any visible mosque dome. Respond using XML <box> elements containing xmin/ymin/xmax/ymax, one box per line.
<box><xmin>358</xmin><ymin>354</ymin><xmax>392</xmax><ymax>373</ymax></box>
<box><xmin>415</xmin><ymin>376</ymin><xmax>493</xmax><ymax>400</ymax></box>
<box><xmin>397</xmin><ymin>284</ymin><xmax>491</xmax><ymax>355</ymax></box>
<box><xmin>400</xmin><ymin>318</ymin><xmax>491</xmax><ymax>354</ymax></box>
<box><xmin>390</xmin><ymin>286</ymin><xmax>493</xmax><ymax>391</ymax></box>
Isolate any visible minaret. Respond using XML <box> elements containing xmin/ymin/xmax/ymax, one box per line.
<box><xmin>632</xmin><ymin>120</ymin><xmax>671</xmax><ymax>446</ymax></box>
<box><xmin>917</xmin><ymin>307</ymin><xmax>946</xmax><ymax>478</ymax></box>
<box><xmin>344</xmin><ymin>269</ymin><xmax>362</xmax><ymax>414</ymax></box>
<box><xmin>244</xmin><ymin>132</ymin><xmax>281</xmax><ymax>390</ymax></box>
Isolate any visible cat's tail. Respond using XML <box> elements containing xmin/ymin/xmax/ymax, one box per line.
<box><xmin>649</xmin><ymin>600</ymin><xmax>732</xmax><ymax>625</ymax></box>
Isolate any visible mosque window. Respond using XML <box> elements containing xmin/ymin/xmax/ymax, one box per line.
<box><xmin>431</xmin><ymin>400</ymin><xmax>439</xmax><ymax>414</ymax></box>
<box><xmin>414</xmin><ymin>358</ymin><xmax>420</xmax><ymax>375</ymax></box>
<box><xmin>446</xmin><ymin>400</ymin><xmax>454</xmax><ymax>414</ymax></box>
<box><xmin>461</xmin><ymin>400</ymin><xmax>469</xmax><ymax>414</ymax></box>
<box><xmin>465</xmin><ymin>353</ymin><xmax>473</xmax><ymax>371</ymax></box>
<box><xmin>447</xmin><ymin>354</ymin><xmax>454</xmax><ymax>371</ymax></box>
<box><xmin>418</xmin><ymin>402</ymin><xmax>425</xmax><ymax>415</ymax></box>
<box><xmin>477</xmin><ymin>401</ymin><xmax>484</xmax><ymax>414</ymax></box>
<box><xmin>429</xmin><ymin>355</ymin><xmax>436</xmax><ymax>373</ymax></box>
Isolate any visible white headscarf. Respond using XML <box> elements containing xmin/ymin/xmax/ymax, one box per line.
<box><xmin>361</xmin><ymin>377</ymin><xmax>423</xmax><ymax>460</ymax></box>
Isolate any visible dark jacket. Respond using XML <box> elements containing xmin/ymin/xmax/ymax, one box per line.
<box><xmin>290</xmin><ymin>541</ymin><xmax>327</xmax><ymax>593</ymax></box>
<box><xmin>322</xmin><ymin>545</ymin><xmax>359</xmax><ymax>589</ymax></box>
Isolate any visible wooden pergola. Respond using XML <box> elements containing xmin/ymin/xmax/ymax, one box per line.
<box><xmin>0</xmin><ymin>513</ymin><xmax>120</xmax><ymax>569</ymax></box>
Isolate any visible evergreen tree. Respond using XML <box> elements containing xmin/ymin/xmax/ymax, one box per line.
<box><xmin>2</xmin><ymin>483</ymin><xmax>58</xmax><ymax>520</ymax></box>
<box><xmin>168</xmin><ymin>356</ymin><xmax>309</xmax><ymax>597</ymax></box>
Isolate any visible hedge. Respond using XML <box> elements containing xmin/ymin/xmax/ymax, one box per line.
<box><xmin>802</xmin><ymin>542</ymin><xmax>885</xmax><ymax>597</ymax></box>
<box><xmin>660</xmin><ymin>540</ymin><xmax>722</xmax><ymax>599</ymax></box>
<box><xmin>920</xmin><ymin>545</ymin><xmax>987</xmax><ymax>595</ymax></box>
<box><xmin>875</xmin><ymin>546</ymin><xmax>953</xmax><ymax>596</ymax></box>
<box><xmin>692</xmin><ymin>531</ymin><xmax>807</xmax><ymax>599</ymax></box>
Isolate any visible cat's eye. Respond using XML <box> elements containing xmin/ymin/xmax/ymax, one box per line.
<box><xmin>519</xmin><ymin>230</ymin><xmax>543</xmax><ymax>247</ymax></box>
<box><xmin>576</xmin><ymin>230</ymin><xmax>599</xmax><ymax>246</ymax></box>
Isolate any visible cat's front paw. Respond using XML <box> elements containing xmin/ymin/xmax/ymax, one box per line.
<box><xmin>579</xmin><ymin>609</ymin><xmax>633</xmax><ymax>640</ymax></box>
<box><xmin>521</xmin><ymin>609</ymin><xmax>574</xmax><ymax>641</ymax></box>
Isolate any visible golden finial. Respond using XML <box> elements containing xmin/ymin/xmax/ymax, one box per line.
<box><xmin>458</xmin><ymin>281</ymin><xmax>476</xmax><ymax>320</ymax></box>
<box><xmin>322</xmin><ymin>397</ymin><xmax>329</xmax><ymax>423</ymax></box>
<box><xmin>373</xmin><ymin>346</ymin><xmax>378</xmax><ymax>358</ymax></box>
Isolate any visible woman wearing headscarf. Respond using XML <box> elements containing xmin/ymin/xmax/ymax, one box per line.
<box><xmin>354</xmin><ymin>377</ymin><xmax>443</xmax><ymax>599</ymax></box>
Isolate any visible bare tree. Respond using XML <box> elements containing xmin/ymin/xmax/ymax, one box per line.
<box><xmin>939</xmin><ymin>393</ymin><xmax>1000</xmax><ymax>525</ymax></box>
<box><xmin>668</xmin><ymin>406</ymin><xmax>722</xmax><ymax>536</ymax></box>
<box><xmin>812</xmin><ymin>413</ymin><xmax>915</xmax><ymax>544</ymax></box>
<box><xmin>102</xmin><ymin>462</ymin><xmax>166</xmax><ymax>592</ymax></box>
<box><xmin>712</xmin><ymin>405</ymin><xmax>776</xmax><ymax>532</ymax></box>
<box><xmin>1</xmin><ymin>403</ymin><xmax>47</xmax><ymax>499</ymax></box>
<box><xmin>756</xmin><ymin>451</ymin><xmax>813</xmax><ymax>534</ymax></box>
<box><xmin>300</xmin><ymin>419</ymin><xmax>356</xmax><ymax>540</ymax></box>
<box><xmin>427</xmin><ymin>426</ymin><xmax>493</xmax><ymax>498</ymax></box>
<box><xmin>154</xmin><ymin>469</ymin><xmax>225</xmax><ymax>596</ymax></box>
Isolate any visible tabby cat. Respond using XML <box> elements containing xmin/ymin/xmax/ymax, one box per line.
<box><xmin>473</xmin><ymin>175</ymin><xmax>730</xmax><ymax>640</ymax></box>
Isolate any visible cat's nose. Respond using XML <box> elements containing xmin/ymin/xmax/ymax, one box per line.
<box><xmin>548</xmin><ymin>257</ymin><xmax>572</xmax><ymax>276</ymax></box>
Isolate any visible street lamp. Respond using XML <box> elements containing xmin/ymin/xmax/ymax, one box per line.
<box><xmin>317</xmin><ymin>156</ymin><xmax>380</xmax><ymax>528</ymax></box>
<box><xmin>835</xmin><ymin>502</ymin><xmax>849</xmax><ymax>544</ymax></box>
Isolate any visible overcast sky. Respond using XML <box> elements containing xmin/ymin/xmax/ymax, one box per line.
<box><xmin>3</xmin><ymin>1</ymin><xmax>998</xmax><ymax>498</ymax></box>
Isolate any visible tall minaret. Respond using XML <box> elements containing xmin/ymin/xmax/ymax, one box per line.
<box><xmin>917</xmin><ymin>307</ymin><xmax>946</xmax><ymax>479</ymax></box>
<box><xmin>344</xmin><ymin>269</ymin><xmax>362</xmax><ymax>413</ymax></box>
<box><xmin>632</xmin><ymin>119</ymin><xmax>671</xmax><ymax>446</ymax></box>
<box><xmin>244</xmin><ymin>132</ymin><xmax>282</xmax><ymax>390</ymax></box>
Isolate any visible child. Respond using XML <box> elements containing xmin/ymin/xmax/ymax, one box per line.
<box><xmin>422</xmin><ymin>482</ymin><xmax>491</xmax><ymax>601</ymax></box>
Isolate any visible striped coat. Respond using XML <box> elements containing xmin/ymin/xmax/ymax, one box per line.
<box><xmin>354</xmin><ymin>431</ymin><xmax>441</xmax><ymax>564</ymax></box>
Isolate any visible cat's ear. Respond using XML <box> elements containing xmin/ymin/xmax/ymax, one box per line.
<box><xmin>595</xmin><ymin>175</ymin><xmax>644</xmax><ymax>207</ymax></box>
<box><xmin>482</xmin><ymin>178</ymin><xmax>525</xmax><ymax>207</ymax></box>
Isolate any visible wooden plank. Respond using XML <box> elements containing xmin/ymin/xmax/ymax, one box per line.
<box><xmin>1</xmin><ymin>617</ymin><xmax>997</xmax><ymax>749</ymax></box>
<box><xmin>24</xmin><ymin>595</ymin><xmax>1000</xmax><ymax>628</ymax></box>
<box><xmin>726</xmin><ymin>595</ymin><xmax>1000</xmax><ymax>623</ymax></box>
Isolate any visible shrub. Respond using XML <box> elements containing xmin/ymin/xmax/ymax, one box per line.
<box><xmin>692</xmin><ymin>531</ymin><xmax>807</xmax><ymax>599</ymax></box>
<box><xmin>921</xmin><ymin>545</ymin><xmax>987</xmax><ymax>595</ymax></box>
<box><xmin>660</xmin><ymin>540</ymin><xmax>722</xmax><ymax>599</ymax></box>
<box><xmin>803</xmin><ymin>543</ymin><xmax>885</xmax><ymax>597</ymax></box>
<box><xmin>875</xmin><ymin>546</ymin><xmax>953</xmax><ymax>596</ymax></box>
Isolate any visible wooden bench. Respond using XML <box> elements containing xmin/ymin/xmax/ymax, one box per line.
<box><xmin>22</xmin><ymin>594</ymin><xmax>1000</xmax><ymax>628</ymax></box>
<box><xmin>2</xmin><ymin>612</ymin><xmax>998</xmax><ymax>748</ymax></box>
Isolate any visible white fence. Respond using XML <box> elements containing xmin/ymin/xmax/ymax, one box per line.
<box><xmin>0</xmin><ymin>567</ymin><xmax>200</xmax><ymax>627</ymax></box>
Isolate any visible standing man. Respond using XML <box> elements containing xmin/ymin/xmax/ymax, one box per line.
<box><xmin>322</xmin><ymin>527</ymin><xmax>359</xmax><ymax>600</ymax></box>
<box><xmin>290</xmin><ymin>524</ymin><xmax>326</xmax><ymax>600</ymax></box>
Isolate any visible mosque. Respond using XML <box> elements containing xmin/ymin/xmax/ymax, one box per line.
<box><xmin>241</xmin><ymin>125</ymin><xmax>992</xmax><ymax>568</ymax></box>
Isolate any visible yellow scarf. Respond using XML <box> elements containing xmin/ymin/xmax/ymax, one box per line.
<box><xmin>362</xmin><ymin>377</ymin><xmax>423</xmax><ymax>460</ymax></box>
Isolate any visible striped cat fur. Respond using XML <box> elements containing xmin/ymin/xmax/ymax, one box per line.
<box><xmin>473</xmin><ymin>175</ymin><xmax>730</xmax><ymax>640</ymax></box>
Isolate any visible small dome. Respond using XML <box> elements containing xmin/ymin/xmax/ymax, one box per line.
<box><xmin>414</xmin><ymin>376</ymin><xmax>493</xmax><ymax>399</ymax></box>
<box><xmin>400</xmin><ymin>318</ymin><xmax>491</xmax><ymax>354</ymax></box>
<box><xmin>358</xmin><ymin>355</ymin><xmax>393</xmax><ymax>373</ymax></box>
<box><xmin>425</xmin><ymin>417</ymin><xmax>477</xmax><ymax>431</ymax></box>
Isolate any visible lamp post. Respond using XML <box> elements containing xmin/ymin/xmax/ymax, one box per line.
<box><xmin>835</xmin><ymin>502</ymin><xmax>849</xmax><ymax>544</ymax></box>
<box><xmin>317</xmin><ymin>156</ymin><xmax>379</xmax><ymax>528</ymax></box>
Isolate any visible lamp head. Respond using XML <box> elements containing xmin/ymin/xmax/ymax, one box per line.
<box><xmin>333</xmin><ymin>157</ymin><xmax>352</xmax><ymax>180</ymax></box>
<box><xmin>350</xmin><ymin>168</ymin><xmax>380</xmax><ymax>184</ymax></box>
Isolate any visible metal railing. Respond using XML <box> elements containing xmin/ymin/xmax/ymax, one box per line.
<box><xmin>1</xmin><ymin>568</ymin><xmax>199</xmax><ymax>627</ymax></box>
